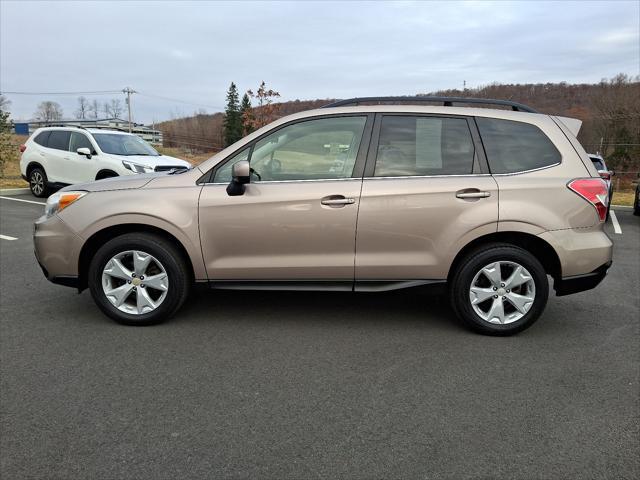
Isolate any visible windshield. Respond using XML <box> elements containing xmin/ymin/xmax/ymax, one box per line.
<box><xmin>93</xmin><ymin>133</ymin><xmax>159</xmax><ymax>156</ymax></box>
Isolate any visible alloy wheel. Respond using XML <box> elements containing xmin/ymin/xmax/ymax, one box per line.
<box><xmin>469</xmin><ymin>261</ymin><xmax>536</xmax><ymax>324</ymax></box>
<box><xmin>30</xmin><ymin>171</ymin><xmax>44</xmax><ymax>196</ymax></box>
<box><xmin>101</xmin><ymin>250</ymin><xmax>169</xmax><ymax>315</ymax></box>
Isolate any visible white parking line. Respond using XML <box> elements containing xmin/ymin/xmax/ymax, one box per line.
<box><xmin>0</xmin><ymin>196</ymin><xmax>45</xmax><ymax>205</ymax></box>
<box><xmin>0</xmin><ymin>235</ymin><xmax>18</xmax><ymax>241</ymax></box>
<box><xmin>609</xmin><ymin>210</ymin><xmax>622</xmax><ymax>235</ymax></box>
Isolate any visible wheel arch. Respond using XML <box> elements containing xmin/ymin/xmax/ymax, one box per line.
<box><xmin>447</xmin><ymin>231</ymin><xmax>561</xmax><ymax>283</ymax></box>
<box><xmin>95</xmin><ymin>170</ymin><xmax>119</xmax><ymax>180</ymax></box>
<box><xmin>26</xmin><ymin>161</ymin><xmax>45</xmax><ymax>176</ymax></box>
<box><xmin>78</xmin><ymin>223</ymin><xmax>197</xmax><ymax>291</ymax></box>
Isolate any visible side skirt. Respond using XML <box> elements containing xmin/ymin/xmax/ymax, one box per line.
<box><xmin>206</xmin><ymin>279</ymin><xmax>446</xmax><ymax>292</ymax></box>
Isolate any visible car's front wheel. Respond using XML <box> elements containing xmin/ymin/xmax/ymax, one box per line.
<box><xmin>449</xmin><ymin>243</ymin><xmax>549</xmax><ymax>335</ymax></box>
<box><xmin>88</xmin><ymin>233</ymin><xmax>191</xmax><ymax>325</ymax></box>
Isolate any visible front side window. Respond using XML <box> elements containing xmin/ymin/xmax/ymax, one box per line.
<box><xmin>374</xmin><ymin>116</ymin><xmax>475</xmax><ymax>177</ymax></box>
<box><xmin>92</xmin><ymin>133</ymin><xmax>159</xmax><ymax>156</ymax></box>
<box><xmin>213</xmin><ymin>147</ymin><xmax>250</xmax><ymax>183</ymax></box>
<box><xmin>47</xmin><ymin>131</ymin><xmax>71</xmax><ymax>151</ymax></box>
<box><xmin>476</xmin><ymin>118</ymin><xmax>561</xmax><ymax>174</ymax></box>
<box><xmin>69</xmin><ymin>132</ymin><xmax>94</xmax><ymax>153</ymax></box>
<box><xmin>243</xmin><ymin>116</ymin><xmax>367</xmax><ymax>182</ymax></box>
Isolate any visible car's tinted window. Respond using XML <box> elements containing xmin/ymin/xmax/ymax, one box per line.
<box><xmin>69</xmin><ymin>132</ymin><xmax>94</xmax><ymax>152</ymax></box>
<box><xmin>374</xmin><ymin>116</ymin><xmax>475</xmax><ymax>177</ymax></box>
<box><xmin>213</xmin><ymin>147</ymin><xmax>251</xmax><ymax>183</ymax></box>
<box><xmin>476</xmin><ymin>118</ymin><xmax>561</xmax><ymax>174</ymax></box>
<box><xmin>590</xmin><ymin>158</ymin><xmax>605</xmax><ymax>170</ymax></box>
<box><xmin>47</xmin><ymin>131</ymin><xmax>71</xmax><ymax>151</ymax></box>
<box><xmin>33</xmin><ymin>131</ymin><xmax>51</xmax><ymax>147</ymax></box>
<box><xmin>247</xmin><ymin>116</ymin><xmax>367</xmax><ymax>181</ymax></box>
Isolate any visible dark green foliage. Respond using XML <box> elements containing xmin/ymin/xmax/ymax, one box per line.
<box><xmin>223</xmin><ymin>82</ymin><xmax>242</xmax><ymax>147</ymax></box>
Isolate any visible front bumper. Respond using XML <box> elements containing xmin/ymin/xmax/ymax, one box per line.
<box><xmin>33</xmin><ymin>214</ymin><xmax>83</xmax><ymax>288</ymax></box>
<box><xmin>554</xmin><ymin>261</ymin><xmax>611</xmax><ymax>296</ymax></box>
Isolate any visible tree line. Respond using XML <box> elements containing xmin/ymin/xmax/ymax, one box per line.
<box><xmin>32</xmin><ymin>96</ymin><xmax>128</xmax><ymax>122</ymax></box>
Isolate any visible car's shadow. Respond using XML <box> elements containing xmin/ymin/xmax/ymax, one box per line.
<box><xmin>176</xmin><ymin>284</ymin><xmax>460</xmax><ymax>331</ymax></box>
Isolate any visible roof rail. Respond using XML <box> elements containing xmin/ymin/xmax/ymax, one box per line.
<box><xmin>43</xmin><ymin>123</ymin><xmax>88</xmax><ymax>130</ymax></box>
<box><xmin>322</xmin><ymin>96</ymin><xmax>538</xmax><ymax>113</ymax></box>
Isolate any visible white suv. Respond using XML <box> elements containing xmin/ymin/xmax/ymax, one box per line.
<box><xmin>20</xmin><ymin>127</ymin><xmax>191</xmax><ymax>197</ymax></box>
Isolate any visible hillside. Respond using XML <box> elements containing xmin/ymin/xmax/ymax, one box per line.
<box><xmin>157</xmin><ymin>76</ymin><xmax>639</xmax><ymax>171</ymax></box>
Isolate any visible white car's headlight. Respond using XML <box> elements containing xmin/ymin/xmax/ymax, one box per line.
<box><xmin>122</xmin><ymin>160</ymin><xmax>154</xmax><ymax>174</ymax></box>
<box><xmin>45</xmin><ymin>191</ymin><xmax>87</xmax><ymax>218</ymax></box>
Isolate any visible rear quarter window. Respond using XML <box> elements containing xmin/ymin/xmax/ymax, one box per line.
<box><xmin>33</xmin><ymin>131</ymin><xmax>51</xmax><ymax>147</ymax></box>
<box><xmin>476</xmin><ymin>118</ymin><xmax>561</xmax><ymax>174</ymax></box>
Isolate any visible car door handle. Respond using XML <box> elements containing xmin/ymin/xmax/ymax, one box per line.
<box><xmin>456</xmin><ymin>191</ymin><xmax>491</xmax><ymax>199</ymax></box>
<box><xmin>321</xmin><ymin>196</ymin><xmax>356</xmax><ymax>206</ymax></box>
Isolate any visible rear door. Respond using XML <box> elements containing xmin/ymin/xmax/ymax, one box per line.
<box><xmin>41</xmin><ymin>130</ymin><xmax>71</xmax><ymax>183</ymax></box>
<box><xmin>355</xmin><ymin>114</ymin><xmax>499</xmax><ymax>282</ymax></box>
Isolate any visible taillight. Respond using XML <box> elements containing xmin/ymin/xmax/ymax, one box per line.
<box><xmin>567</xmin><ymin>178</ymin><xmax>608</xmax><ymax>222</ymax></box>
<box><xmin>19</xmin><ymin>144</ymin><xmax>26</xmax><ymax>153</ymax></box>
<box><xmin>598</xmin><ymin>170</ymin><xmax>611</xmax><ymax>181</ymax></box>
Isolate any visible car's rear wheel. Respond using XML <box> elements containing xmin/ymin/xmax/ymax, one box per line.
<box><xmin>88</xmin><ymin>233</ymin><xmax>190</xmax><ymax>325</ymax></box>
<box><xmin>29</xmin><ymin>167</ymin><xmax>50</xmax><ymax>198</ymax></box>
<box><xmin>449</xmin><ymin>243</ymin><xmax>549</xmax><ymax>335</ymax></box>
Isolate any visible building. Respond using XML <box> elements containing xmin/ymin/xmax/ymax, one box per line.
<box><xmin>13</xmin><ymin>118</ymin><xmax>163</xmax><ymax>144</ymax></box>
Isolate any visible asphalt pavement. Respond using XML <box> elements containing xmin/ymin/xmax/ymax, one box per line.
<box><xmin>1</xmin><ymin>193</ymin><xmax>638</xmax><ymax>479</ymax></box>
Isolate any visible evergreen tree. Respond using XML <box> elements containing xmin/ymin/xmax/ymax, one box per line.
<box><xmin>240</xmin><ymin>93</ymin><xmax>253</xmax><ymax>136</ymax></box>
<box><xmin>223</xmin><ymin>82</ymin><xmax>242</xmax><ymax>146</ymax></box>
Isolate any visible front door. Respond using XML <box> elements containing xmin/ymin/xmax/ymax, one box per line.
<box><xmin>199</xmin><ymin>114</ymin><xmax>373</xmax><ymax>283</ymax></box>
<box><xmin>355</xmin><ymin>114</ymin><xmax>499</xmax><ymax>281</ymax></box>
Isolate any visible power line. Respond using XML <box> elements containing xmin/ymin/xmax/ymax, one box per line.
<box><xmin>1</xmin><ymin>90</ymin><xmax>121</xmax><ymax>95</ymax></box>
<box><xmin>137</xmin><ymin>92</ymin><xmax>224</xmax><ymax>111</ymax></box>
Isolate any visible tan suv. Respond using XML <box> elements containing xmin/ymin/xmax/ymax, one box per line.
<box><xmin>33</xmin><ymin>97</ymin><xmax>612</xmax><ymax>335</ymax></box>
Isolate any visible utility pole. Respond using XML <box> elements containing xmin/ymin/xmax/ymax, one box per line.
<box><xmin>122</xmin><ymin>87</ymin><xmax>136</xmax><ymax>133</ymax></box>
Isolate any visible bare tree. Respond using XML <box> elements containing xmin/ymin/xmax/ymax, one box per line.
<box><xmin>34</xmin><ymin>101</ymin><xmax>63</xmax><ymax>122</ymax></box>
<box><xmin>103</xmin><ymin>101</ymin><xmax>112</xmax><ymax>118</ymax></box>
<box><xmin>75</xmin><ymin>96</ymin><xmax>89</xmax><ymax>119</ymax></box>
<box><xmin>89</xmin><ymin>99</ymin><xmax>99</xmax><ymax>119</ymax></box>
<box><xmin>0</xmin><ymin>95</ymin><xmax>10</xmax><ymax>112</ymax></box>
<box><xmin>110</xmin><ymin>98</ymin><xmax>124</xmax><ymax>118</ymax></box>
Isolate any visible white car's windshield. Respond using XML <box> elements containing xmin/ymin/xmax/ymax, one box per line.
<box><xmin>93</xmin><ymin>133</ymin><xmax>159</xmax><ymax>156</ymax></box>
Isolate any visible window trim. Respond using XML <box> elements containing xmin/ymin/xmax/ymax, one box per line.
<box><xmin>362</xmin><ymin>113</ymin><xmax>487</xmax><ymax>179</ymax></box>
<box><xmin>200</xmin><ymin>113</ymin><xmax>375</xmax><ymax>185</ymax></box>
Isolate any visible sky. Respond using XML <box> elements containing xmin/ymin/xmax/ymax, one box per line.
<box><xmin>1</xmin><ymin>0</ymin><xmax>638</xmax><ymax>124</ymax></box>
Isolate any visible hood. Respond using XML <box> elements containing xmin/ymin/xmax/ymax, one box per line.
<box><xmin>61</xmin><ymin>174</ymin><xmax>158</xmax><ymax>193</ymax></box>
<box><xmin>117</xmin><ymin>154</ymin><xmax>191</xmax><ymax>168</ymax></box>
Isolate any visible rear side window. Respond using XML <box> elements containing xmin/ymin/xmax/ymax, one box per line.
<box><xmin>374</xmin><ymin>116</ymin><xmax>475</xmax><ymax>177</ymax></box>
<box><xmin>476</xmin><ymin>118</ymin><xmax>561</xmax><ymax>174</ymax></box>
<box><xmin>33</xmin><ymin>131</ymin><xmax>51</xmax><ymax>146</ymax></box>
<box><xmin>47</xmin><ymin>131</ymin><xmax>71</xmax><ymax>151</ymax></box>
<box><xmin>590</xmin><ymin>158</ymin><xmax>605</xmax><ymax>170</ymax></box>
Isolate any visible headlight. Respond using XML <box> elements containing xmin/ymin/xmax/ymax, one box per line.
<box><xmin>45</xmin><ymin>191</ymin><xmax>87</xmax><ymax>218</ymax></box>
<box><xmin>122</xmin><ymin>160</ymin><xmax>154</xmax><ymax>174</ymax></box>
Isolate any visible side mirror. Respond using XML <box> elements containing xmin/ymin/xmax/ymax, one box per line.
<box><xmin>597</xmin><ymin>170</ymin><xmax>611</xmax><ymax>181</ymax></box>
<box><xmin>609</xmin><ymin>170</ymin><xmax>615</xmax><ymax>177</ymax></box>
<box><xmin>77</xmin><ymin>147</ymin><xmax>92</xmax><ymax>159</ymax></box>
<box><xmin>226</xmin><ymin>160</ymin><xmax>250</xmax><ymax>196</ymax></box>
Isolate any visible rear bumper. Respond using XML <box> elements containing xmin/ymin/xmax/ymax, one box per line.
<box><xmin>554</xmin><ymin>261</ymin><xmax>611</xmax><ymax>296</ymax></box>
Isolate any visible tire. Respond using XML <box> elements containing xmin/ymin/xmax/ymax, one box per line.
<box><xmin>29</xmin><ymin>167</ymin><xmax>50</xmax><ymax>198</ymax></box>
<box><xmin>449</xmin><ymin>243</ymin><xmax>549</xmax><ymax>336</ymax></box>
<box><xmin>88</xmin><ymin>232</ymin><xmax>191</xmax><ymax>326</ymax></box>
